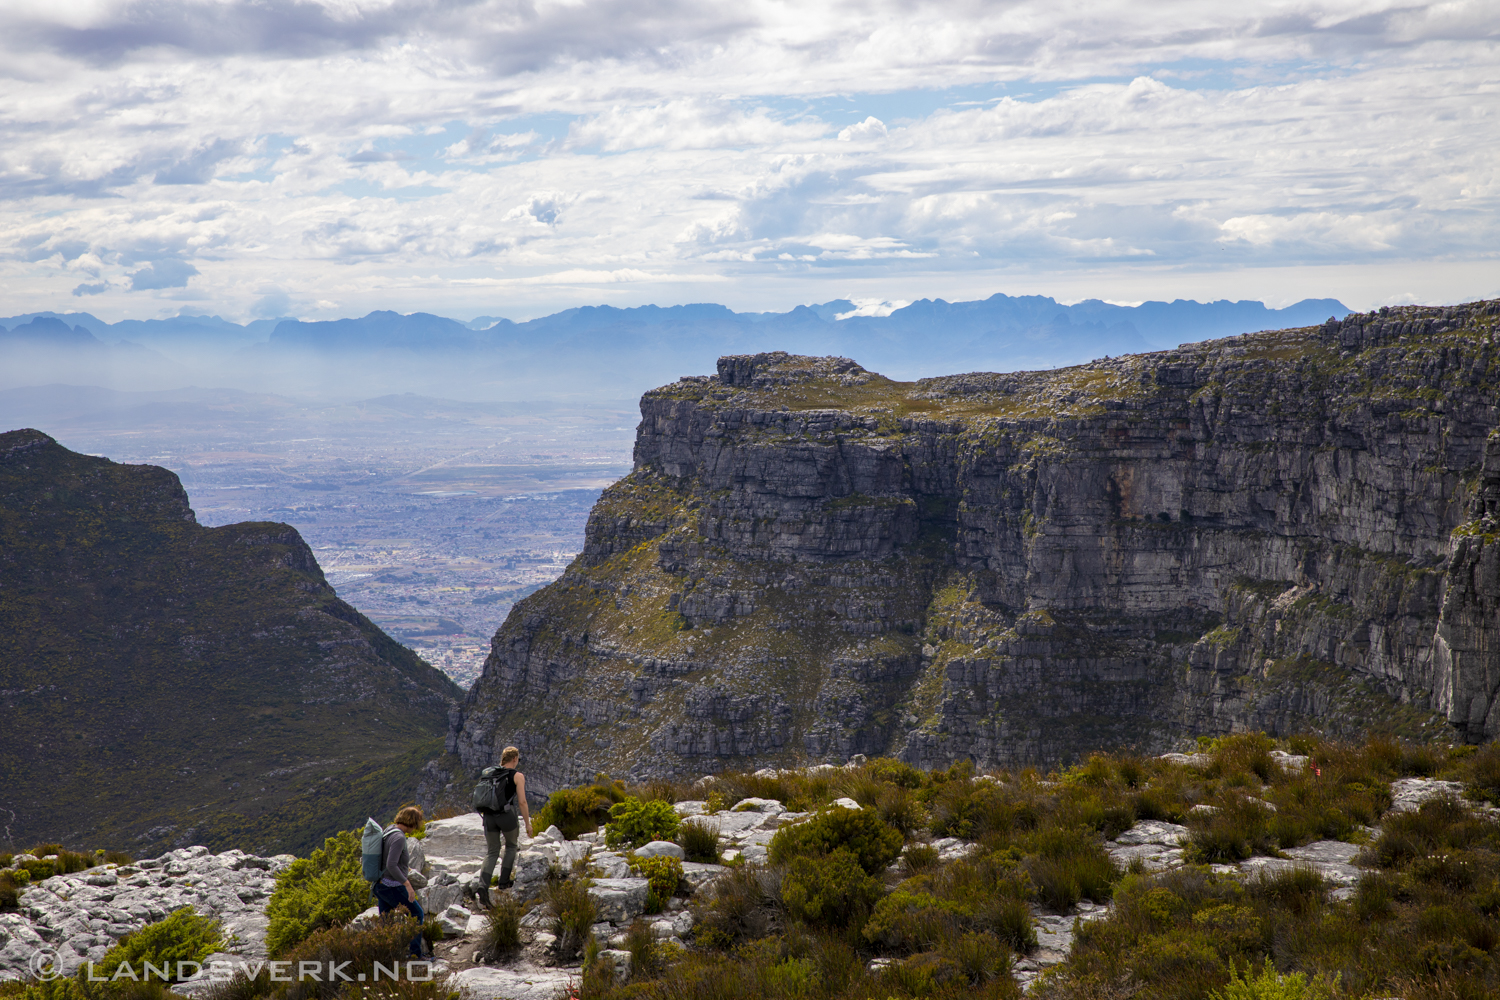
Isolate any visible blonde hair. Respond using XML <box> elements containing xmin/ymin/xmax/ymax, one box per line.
<box><xmin>394</xmin><ymin>805</ymin><xmax>424</xmax><ymax>830</ymax></box>
<box><xmin>500</xmin><ymin>746</ymin><xmax>520</xmax><ymax>765</ymax></box>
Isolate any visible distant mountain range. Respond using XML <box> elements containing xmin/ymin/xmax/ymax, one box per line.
<box><xmin>0</xmin><ymin>294</ymin><xmax>1350</xmax><ymax>400</ymax></box>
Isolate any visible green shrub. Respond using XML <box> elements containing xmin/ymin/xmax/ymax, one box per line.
<box><xmin>606</xmin><ymin>798</ymin><xmax>680</xmax><ymax>850</ymax></box>
<box><xmin>690</xmin><ymin>863</ymin><xmax>782</xmax><ymax>949</ymax></box>
<box><xmin>278</xmin><ymin>915</ymin><xmax>421</xmax><ymax>1000</ymax></box>
<box><xmin>535</xmin><ymin>776</ymin><xmax>630</xmax><ymax>839</ymax></box>
<box><xmin>628</xmin><ymin>855</ymin><xmax>684</xmax><ymax>913</ymax></box>
<box><xmin>1188</xmin><ymin>795</ymin><xmax>1276</xmax><ymax>862</ymax></box>
<box><xmin>264</xmin><ymin>830</ymin><xmax>369</xmax><ymax>956</ymax></box>
<box><xmin>900</xmin><ymin>844</ymin><xmax>939</xmax><ymax>877</ymax></box>
<box><xmin>865</xmin><ymin>757</ymin><xmax>925</xmax><ymax>789</ymax></box>
<box><xmin>95</xmin><ymin>908</ymin><xmax>222</xmax><ymax>982</ymax></box>
<box><xmin>621</xmin><ymin>919</ymin><xmax>662</xmax><ymax>980</ymax></box>
<box><xmin>1022</xmin><ymin>827</ymin><xmax>1118</xmax><ymax>911</ymax></box>
<box><xmin>475</xmin><ymin>894</ymin><xmax>524</xmax><ymax>960</ymax></box>
<box><xmin>1208</xmin><ymin>959</ymin><xmax>1336</xmax><ymax>1000</ymax></box>
<box><xmin>544</xmin><ymin>877</ymin><xmax>597</xmax><ymax>958</ymax></box>
<box><xmin>780</xmin><ymin>850</ymin><xmax>883</xmax><ymax>929</ymax></box>
<box><xmin>678</xmin><ymin>818</ymin><xmax>721</xmax><ymax>864</ymax></box>
<box><xmin>0</xmin><ymin>974</ymin><xmax>175</xmax><ymax>1000</ymax></box>
<box><xmin>940</xmin><ymin>930</ymin><xmax>1013</xmax><ymax>986</ymax></box>
<box><xmin>23</xmin><ymin>845</ymin><xmax>93</xmax><ymax>879</ymax></box>
<box><xmin>769</xmin><ymin>807</ymin><xmax>903</xmax><ymax>875</ymax></box>
<box><xmin>863</xmin><ymin>891</ymin><xmax>967</xmax><ymax>951</ymax></box>
<box><xmin>0</xmin><ymin>873</ymin><xmax>18</xmax><ymax>911</ymax></box>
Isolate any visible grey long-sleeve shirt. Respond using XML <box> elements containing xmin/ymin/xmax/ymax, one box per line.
<box><xmin>379</xmin><ymin>826</ymin><xmax>409</xmax><ymax>887</ymax></box>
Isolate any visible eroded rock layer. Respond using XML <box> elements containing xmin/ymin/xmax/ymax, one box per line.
<box><xmin>450</xmin><ymin>301</ymin><xmax>1500</xmax><ymax>790</ymax></box>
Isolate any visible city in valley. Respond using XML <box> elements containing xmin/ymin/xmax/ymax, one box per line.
<box><xmin>0</xmin><ymin>386</ymin><xmax>637</xmax><ymax>688</ymax></box>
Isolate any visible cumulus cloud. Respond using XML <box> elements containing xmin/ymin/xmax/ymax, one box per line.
<box><xmin>837</xmin><ymin>117</ymin><xmax>887</xmax><ymax>142</ymax></box>
<box><xmin>128</xmin><ymin>259</ymin><xmax>200</xmax><ymax>290</ymax></box>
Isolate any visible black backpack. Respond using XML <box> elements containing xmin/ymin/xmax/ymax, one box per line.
<box><xmin>472</xmin><ymin>766</ymin><xmax>519</xmax><ymax>830</ymax></box>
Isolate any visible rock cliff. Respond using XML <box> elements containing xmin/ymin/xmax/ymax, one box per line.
<box><xmin>0</xmin><ymin>430</ymin><xmax>462</xmax><ymax>854</ymax></box>
<box><xmin>447</xmin><ymin>301</ymin><xmax>1500</xmax><ymax>792</ymax></box>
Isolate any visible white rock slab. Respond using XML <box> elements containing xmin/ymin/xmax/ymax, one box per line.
<box><xmin>448</xmin><ymin>966</ymin><xmax>580</xmax><ymax>1000</ymax></box>
<box><xmin>1389</xmin><ymin>778</ymin><xmax>1467</xmax><ymax>814</ymax></box>
<box><xmin>1114</xmin><ymin>821</ymin><xmax>1189</xmax><ymax>846</ymax></box>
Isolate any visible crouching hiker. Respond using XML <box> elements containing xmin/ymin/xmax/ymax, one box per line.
<box><xmin>471</xmin><ymin>745</ymin><xmax>533</xmax><ymax>907</ymax></box>
<box><xmin>374</xmin><ymin>805</ymin><xmax>432</xmax><ymax>957</ymax></box>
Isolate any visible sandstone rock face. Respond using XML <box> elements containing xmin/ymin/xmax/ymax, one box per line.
<box><xmin>449</xmin><ymin>302</ymin><xmax>1500</xmax><ymax>787</ymax></box>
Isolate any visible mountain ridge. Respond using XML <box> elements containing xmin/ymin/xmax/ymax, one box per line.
<box><xmin>439</xmin><ymin>300</ymin><xmax>1499</xmax><ymax>797</ymax></box>
<box><xmin>0</xmin><ymin>429</ymin><xmax>463</xmax><ymax>855</ymax></box>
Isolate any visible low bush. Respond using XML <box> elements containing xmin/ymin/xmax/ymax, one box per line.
<box><xmin>780</xmin><ymin>850</ymin><xmax>883</xmax><ymax>929</ymax></box>
<box><xmin>863</xmin><ymin>891</ymin><xmax>968</xmax><ymax>951</ymax></box>
<box><xmin>678</xmin><ymin>818</ymin><xmax>721</xmax><ymax>864</ymax></box>
<box><xmin>277</xmin><ymin>915</ymin><xmax>423</xmax><ymax>1000</ymax></box>
<box><xmin>900</xmin><ymin>844</ymin><xmax>939</xmax><ymax>877</ymax></box>
<box><xmin>0</xmin><ymin>974</ymin><xmax>176</xmax><ymax>1000</ymax></box>
<box><xmin>690</xmin><ymin>864</ymin><xmax>783</xmax><ymax>949</ymax></box>
<box><xmin>264</xmin><ymin>830</ymin><xmax>369</xmax><ymax>957</ymax></box>
<box><xmin>865</xmin><ymin>757</ymin><xmax>925</xmax><ymax>789</ymax></box>
<box><xmin>605</xmin><ymin>798</ymin><xmax>680</xmax><ymax>850</ymax></box>
<box><xmin>1022</xmin><ymin>827</ymin><xmax>1118</xmax><ymax>911</ymax></box>
<box><xmin>1207</xmin><ymin>959</ymin><xmax>1336</xmax><ymax>1000</ymax></box>
<box><xmin>1187</xmin><ymin>795</ymin><xmax>1276</xmax><ymax>863</ymax></box>
<box><xmin>95</xmin><ymin>907</ymin><xmax>224</xmax><ymax>981</ymax></box>
<box><xmin>475</xmin><ymin>894</ymin><xmax>524</xmax><ymax>960</ymax></box>
<box><xmin>544</xmin><ymin>877</ymin><xmax>597</xmax><ymax>959</ymax></box>
<box><xmin>628</xmin><ymin>855</ymin><xmax>684</xmax><ymax>913</ymax></box>
<box><xmin>535</xmin><ymin>776</ymin><xmax>630</xmax><ymax>839</ymax></box>
<box><xmin>768</xmin><ymin>807</ymin><xmax>903</xmax><ymax>875</ymax></box>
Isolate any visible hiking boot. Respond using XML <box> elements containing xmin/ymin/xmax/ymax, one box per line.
<box><xmin>497</xmin><ymin>878</ymin><xmax>514</xmax><ymax>890</ymax></box>
<box><xmin>477</xmin><ymin>885</ymin><xmax>492</xmax><ymax>909</ymax></box>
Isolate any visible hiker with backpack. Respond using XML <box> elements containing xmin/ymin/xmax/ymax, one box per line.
<box><xmin>364</xmin><ymin>805</ymin><xmax>432</xmax><ymax>958</ymax></box>
<box><xmin>469</xmin><ymin>746</ymin><xmax>533</xmax><ymax>908</ymax></box>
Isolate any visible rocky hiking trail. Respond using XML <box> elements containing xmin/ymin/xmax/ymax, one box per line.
<box><xmin>0</xmin><ymin>757</ymin><xmax>1485</xmax><ymax>995</ymax></box>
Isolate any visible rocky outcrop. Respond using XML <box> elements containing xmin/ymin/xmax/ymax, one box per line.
<box><xmin>448</xmin><ymin>302</ymin><xmax>1500</xmax><ymax>789</ymax></box>
<box><xmin>0</xmin><ymin>847</ymin><xmax>292</xmax><ymax>980</ymax></box>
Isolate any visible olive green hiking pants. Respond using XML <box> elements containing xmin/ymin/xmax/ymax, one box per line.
<box><xmin>479</xmin><ymin>822</ymin><xmax>519</xmax><ymax>887</ymax></box>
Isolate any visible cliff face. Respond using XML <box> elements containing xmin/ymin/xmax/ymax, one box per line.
<box><xmin>450</xmin><ymin>302</ymin><xmax>1500</xmax><ymax>792</ymax></box>
<box><xmin>0</xmin><ymin>430</ymin><xmax>462</xmax><ymax>854</ymax></box>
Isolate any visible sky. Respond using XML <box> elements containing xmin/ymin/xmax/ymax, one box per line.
<box><xmin>1</xmin><ymin>0</ymin><xmax>1497</xmax><ymax>323</ymax></box>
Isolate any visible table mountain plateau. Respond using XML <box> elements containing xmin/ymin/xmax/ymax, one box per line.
<box><xmin>445</xmin><ymin>300</ymin><xmax>1500</xmax><ymax>795</ymax></box>
<box><xmin>0</xmin><ymin>429</ymin><xmax>462</xmax><ymax>855</ymax></box>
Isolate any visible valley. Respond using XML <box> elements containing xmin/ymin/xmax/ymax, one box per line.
<box><xmin>0</xmin><ymin>387</ymin><xmax>637</xmax><ymax>687</ymax></box>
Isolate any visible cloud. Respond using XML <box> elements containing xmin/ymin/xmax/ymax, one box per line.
<box><xmin>838</xmin><ymin>117</ymin><xmax>887</xmax><ymax>142</ymax></box>
<box><xmin>128</xmin><ymin>258</ymin><xmax>200</xmax><ymax>290</ymax></box>
<box><xmin>0</xmin><ymin>1</ymin><xmax>1493</xmax><ymax>318</ymax></box>
<box><xmin>252</xmin><ymin>288</ymin><xmax>292</xmax><ymax>317</ymax></box>
<box><xmin>72</xmin><ymin>281</ymin><xmax>110</xmax><ymax>296</ymax></box>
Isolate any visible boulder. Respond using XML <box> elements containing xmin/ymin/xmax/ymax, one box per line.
<box><xmin>730</xmin><ymin>798</ymin><xmax>785</xmax><ymax>814</ymax></box>
<box><xmin>421</xmin><ymin>815</ymin><xmax>488</xmax><ymax>860</ymax></box>
<box><xmin>680</xmin><ymin>863</ymin><xmax>728</xmax><ymax>893</ymax></box>
<box><xmin>587</xmin><ymin>878</ymin><xmax>650</xmax><ymax>923</ymax></box>
<box><xmin>830</xmin><ymin>798</ymin><xmax>861</xmax><ymax>811</ymax></box>
<box><xmin>1389</xmin><ymin>778</ymin><xmax>1467</xmax><ymax>814</ymax></box>
<box><xmin>595</xmin><ymin>949</ymin><xmax>632</xmax><ymax>983</ymax></box>
<box><xmin>1114</xmin><ymin>821</ymin><xmax>1189</xmax><ymax>846</ymax></box>
<box><xmin>635</xmin><ymin>841</ymin><xmax>685</xmax><ymax>860</ymax></box>
<box><xmin>435</xmin><ymin>904</ymin><xmax>472</xmax><ymax>938</ymax></box>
